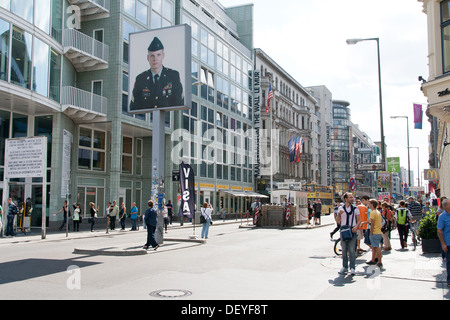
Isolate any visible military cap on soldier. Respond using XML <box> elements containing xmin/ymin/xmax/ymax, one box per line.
<box><xmin>148</xmin><ymin>37</ymin><xmax>164</xmax><ymax>52</ymax></box>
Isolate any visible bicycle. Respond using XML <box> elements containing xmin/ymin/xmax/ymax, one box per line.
<box><xmin>408</xmin><ymin>220</ymin><xmax>419</xmax><ymax>251</ymax></box>
<box><xmin>334</xmin><ymin>238</ymin><xmax>343</xmax><ymax>256</ymax></box>
<box><xmin>333</xmin><ymin>237</ymin><xmax>366</xmax><ymax>256</ymax></box>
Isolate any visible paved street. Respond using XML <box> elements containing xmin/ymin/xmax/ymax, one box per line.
<box><xmin>0</xmin><ymin>215</ymin><xmax>448</xmax><ymax>301</ymax></box>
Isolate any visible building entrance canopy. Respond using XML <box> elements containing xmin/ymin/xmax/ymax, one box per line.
<box><xmin>221</xmin><ymin>190</ymin><xmax>269</xmax><ymax>199</ymax></box>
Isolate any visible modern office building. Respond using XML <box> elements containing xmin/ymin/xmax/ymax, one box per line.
<box><xmin>176</xmin><ymin>0</ymin><xmax>256</xmax><ymax>214</ymax></box>
<box><xmin>331</xmin><ymin>100</ymin><xmax>352</xmax><ymax>196</ymax></box>
<box><xmin>0</xmin><ymin>0</ymin><xmax>258</xmax><ymax>230</ymax></box>
<box><xmin>419</xmin><ymin>0</ymin><xmax>450</xmax><ymax>197</ymax></box>
<box><xmin>307</xmin><ymin>85</ymin><xmax>333</xmax><ymax>187</ymax></box>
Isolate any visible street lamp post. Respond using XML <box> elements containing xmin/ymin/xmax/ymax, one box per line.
<box><xmin>346</xmin><ymin>38</ymin><xmax>386</xmax><ymax>168</ymax></box>
<box><xmin>391</xmin><ymin>116</ymin><xmax>411</xmax><ymax>191</ymax></box>
<box><xmin>408</xmin><ymin>147</ymin><xmax>420</xmax><ymax>187</ymax></box>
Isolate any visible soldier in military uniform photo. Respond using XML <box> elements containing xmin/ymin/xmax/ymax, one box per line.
<box><xmin>129</xmin><ymin>36</ymin><xmax>184</xmax><ymax>112</ymax></box>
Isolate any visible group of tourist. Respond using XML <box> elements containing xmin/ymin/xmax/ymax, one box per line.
<box><xmin>333</xmin><ymin>192</ymin><xmax>450</xmax><ymax>287</ymax></box>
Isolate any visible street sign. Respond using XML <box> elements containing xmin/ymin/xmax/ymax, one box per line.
<box><xmin>356</xmin><ymin>163</ymin><xmax>386</xmax><ymax>171</ymax></box>
<box><xmin>172</xmin><ymin>170</ymin><xmax>181</xmax><ymax>182</ymax></box>
<box><xmin>349</xmin><ymin>178</ymin><xmax>356</xmax><ymax>191</ymax></box>
<box><xmin>387</xmin><ymin>157</ymin><xmax>401</xmax><ymax>173</ymax></box>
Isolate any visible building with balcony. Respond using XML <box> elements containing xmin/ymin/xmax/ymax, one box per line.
<box><xmin>419</xmin><ymin>0</ymin><xmax>450</xmax><ymax>197</ymax></box>
<box><xmin>254</xmin><ymin>48</ymin><xmax>316</xmax><ymax>197</ymax></box>
<box><xmin>0</xmin><ymin>0</ymin><xmax>260</xmax><ymax>230</ymax></box>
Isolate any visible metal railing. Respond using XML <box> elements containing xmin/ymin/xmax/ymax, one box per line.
<box><xmin>63</xmin><ymin>28</ymin><xmax>109</xmax><ymax>62</ymax></box>
<box><xmin>61</xmin><ymin>86</ymin><xmax>107</xmax><ymax>115</ymax></box>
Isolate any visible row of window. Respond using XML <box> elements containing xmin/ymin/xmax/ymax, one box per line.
<box><xmin>124</xmin><ymin>0</ymin><xmax>174</xmax><ymax>28</ymax></box>
<box><xmin>0</xmin><ymin>0</ymin><xmax>62</xmax><ymax>42</ymax></box>
<box><xmin>78</xmin><ymin>127</ymin><xmax>144</xmax><ymax>176</ymax></box>
<box><xmin>0</xmin><ymin>19</ymin><xmax>61</xmax><ymax>101</ymax></box>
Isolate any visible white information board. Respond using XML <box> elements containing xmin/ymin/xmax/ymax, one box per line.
<box><xmin>5</xmin><ymin>137</ymin><xmax>47</xmax><ymax>179</ymax></box>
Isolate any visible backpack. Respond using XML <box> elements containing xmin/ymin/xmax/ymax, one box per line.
<box><xmin>381</xmin><ymin>215</ymin><xmax>387</xmax><ymax>232</ymax></box>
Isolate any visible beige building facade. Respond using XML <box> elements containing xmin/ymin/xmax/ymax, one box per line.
<box><xmin>419</xmin><ymin>0</ymin><xmax>450</xmax><ymax>197</ymax></box>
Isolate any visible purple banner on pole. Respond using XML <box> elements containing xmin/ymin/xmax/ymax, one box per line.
<box><xmin>179</xmin><ymin>162</ymin><xmax>195</xmax><ymax>218</ymax></box>
<box><xmin>413</xmin><ymin>104</ymin><xmax>423</xmax><ymax>130</ymax></box>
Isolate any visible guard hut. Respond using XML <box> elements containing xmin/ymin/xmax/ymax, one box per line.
<box><xmin>271</xmin><ymin>182</ymin><xmax>309</xmax><ymax>225</ymax></box>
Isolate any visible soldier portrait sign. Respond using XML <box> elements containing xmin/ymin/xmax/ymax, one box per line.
<box><xmin>128</xmin><ymin>25</ymin><xmax>192</xmax><ymax>113</ymax></box>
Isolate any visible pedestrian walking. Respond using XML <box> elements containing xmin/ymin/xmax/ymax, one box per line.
<box><xmin>381</xmin><ymin>202</ymin><xmax>393</xmax><ymax>251</ymax></box>
<box><xmin>201</xmin><ymin>202</ymin><xmax>213</xmax><ymax>239</ymax></box>
<box><xmin>89</xmin><ymin>202</ymin><xmax>98</xmax><ymax>232</ymax></box>
<box><xmin>162</xmin><ymin>203</ymin><xmax>169</xmax><ymax>233</ymax></box>
<box><xmin>336</xmin><ymin>193</ymin><xmax>361</xmax><ymax>275</ymax></box>
<box><xmin>366</xmin><ymin>199</ymin><xmax>383</xmax><ymax>268</ymax></box>
<box><xmin>5</xmin><ymin>198</ymin><xmax>18</xmax><ymax>237</ymax></box>
<box><xmin>330</xmin><ymin>202</ymin><xmax>342</xmax><ymax>239</ymax></box>
<box><xmin>143</xmin><ymin>200</ymin><xmax>159</xmax><ymax>250</ymax></box>
<box><xmin>356</xmin><ymin>198</ymin><xmax>369</xmax><ymax>254</ymax></box>
<box><xmin>105</xmin><ymin>201</ymin><xmax>111</xmax><ymax>230</ymax></box>
<box><xmin>56</xmin><ymin>200</ymin><xmax>70</xmax><ymax>231</ymax></box>
<box><xmin>130</xmin><ymin>202</ymin><xmax>138</xmax><ymax>231</ymax></box>
<box><xmin>437</xmin><ymin>199</ymin><xmax>450</xmax><ymax>287</ymax></box>
<box><xmin>308</xmin><ymin>200</ymin><xmax>314</xmax><ymax>226</ymax></box>
<box><xmin>120</xmin><ymin>202</ymin><xmax>127</xmax><ymax>230</ymax></box>
<box><xmin>314</xmin><ymin>199</ymin><xmax>322</xmax><ymax>225</ymax></box>
<box><xmin>394</xmin><ymin>200</ymin><xmax>413</xmax><ymax>249</ymax></box>
<box><xmin>73</xmin><ymin>203</ymin><xmax>81</xmax><ymax>232</ymax></box>
<box><xmin>407</xmin><ymin>197</ymin><xmax>423</xmax><ymax>234</ymax></box>
<box><xmin>109</xmin><ymin>200</ymin><xmax>119</xmax><ymax>230</ymax></box>
<box><xmin>166</xmin><ymin>200</ymin><xmax>173</xmax><ymax>225</ymax></box>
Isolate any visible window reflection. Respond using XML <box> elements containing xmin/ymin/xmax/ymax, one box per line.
<box><xmin>11</xmin><ymin>26</ymin><xmax>32</xmax><ymax>89</ymax></box>
<box><xmin>35</xmin><ymin>0</ymin><xmax>50</xmax><ymax>34</ymax></box>
<box><xmin>12</xmin><ymin>0</ymin><xmax>33</xmax><ymax>24</ymax></box>
<box><xmin>33</xmin><ymin>37</ymin><xmax>49</xmax><ymax>96</ymax></box>
<box><xmin>0</xmin><ymin>19</ymin><xmax>9</xmax><ymax>82</ymax></box>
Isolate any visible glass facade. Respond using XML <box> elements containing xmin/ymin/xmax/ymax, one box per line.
<box><xmin>332</xmin><ymin>101</ymin><xmax>352</xmax><ymax>193</ymax></box>
<box><xmin>0</xmin><ymin>16</ymin><xmax>61</xmax><ymax>101</ymax></box>
<box><xmin>0</xmin><ymin>0</ymin><xmax>257</xmax><ymax>229</ymax></box>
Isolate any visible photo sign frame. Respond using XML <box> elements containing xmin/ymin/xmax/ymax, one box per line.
<box><xmin>128</xmin><ymin>24</ymin><xmax>192</xmax><ymax>114</ymax></box>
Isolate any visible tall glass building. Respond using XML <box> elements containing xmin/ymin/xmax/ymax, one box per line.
<box><xmin>331</xmin><ymin>100</ymin><xmax>351</xmax><ymax>196</ymax></box>
<box><xmin>0</xmin><ymin>0</ymin><xmax>256</xmax><ymax>229</ymax></box>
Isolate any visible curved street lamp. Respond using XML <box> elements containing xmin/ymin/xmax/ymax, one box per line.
<box><xmin>346</xmin><ymin>37</ymin><xmax>386</xmax><ymax>169</ymax></box>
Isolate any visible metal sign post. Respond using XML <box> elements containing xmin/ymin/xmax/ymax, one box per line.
<box><xmin>153</xmin><ymin>110</ymin><xmax>166</xmax><ymax>245</ymax></box>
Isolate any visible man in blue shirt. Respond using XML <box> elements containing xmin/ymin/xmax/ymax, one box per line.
<box><xmin>130</xmin><ymin>202</ymin><xmax>138</xmax><ymax>231</ymax></box>
<box><xmin>437</xmin><ymin>199</ymin><xmax>450</xmax><ymax>287</ymax></box>
<box><xmin>6</xmin><ymin>198</ymin><xmax>18</xmax><ymax>237</ymax></box>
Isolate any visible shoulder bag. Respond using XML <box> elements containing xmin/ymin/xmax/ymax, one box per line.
<box><xmin>200</xmin><ymin>208</ymin><xmax>207</xmax><ymax>224</ymax></box>
<box><xmin>340</xmin><ymin>205</ymin><xmax>355</xmax><ymax>242</ymax></box>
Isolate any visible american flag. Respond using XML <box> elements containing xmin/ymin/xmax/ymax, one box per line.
<box><xmin>266</xmin><ymin>84</ymin><xmax>273</xmax><ymax>114</ymax></box>
<box><xmin>254</xmin><ymin>204</ymin><xmax>260</xmax><ymax>225</ymax></box>
<box><xmin>285</xmin><ymin>194</ymin><xmax>290</xmax><ymax>222</ymax></box>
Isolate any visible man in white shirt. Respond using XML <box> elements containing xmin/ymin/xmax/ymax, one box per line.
<box><xmin>336</xmin><ymin>192</ymin><xmax>361</xmax><ymax>275</ymax></box>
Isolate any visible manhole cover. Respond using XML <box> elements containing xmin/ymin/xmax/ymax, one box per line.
<box><xmin>150</xmin><ymin>289</ymin><xmax>192</xmax><ymax>298</ymax></box>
